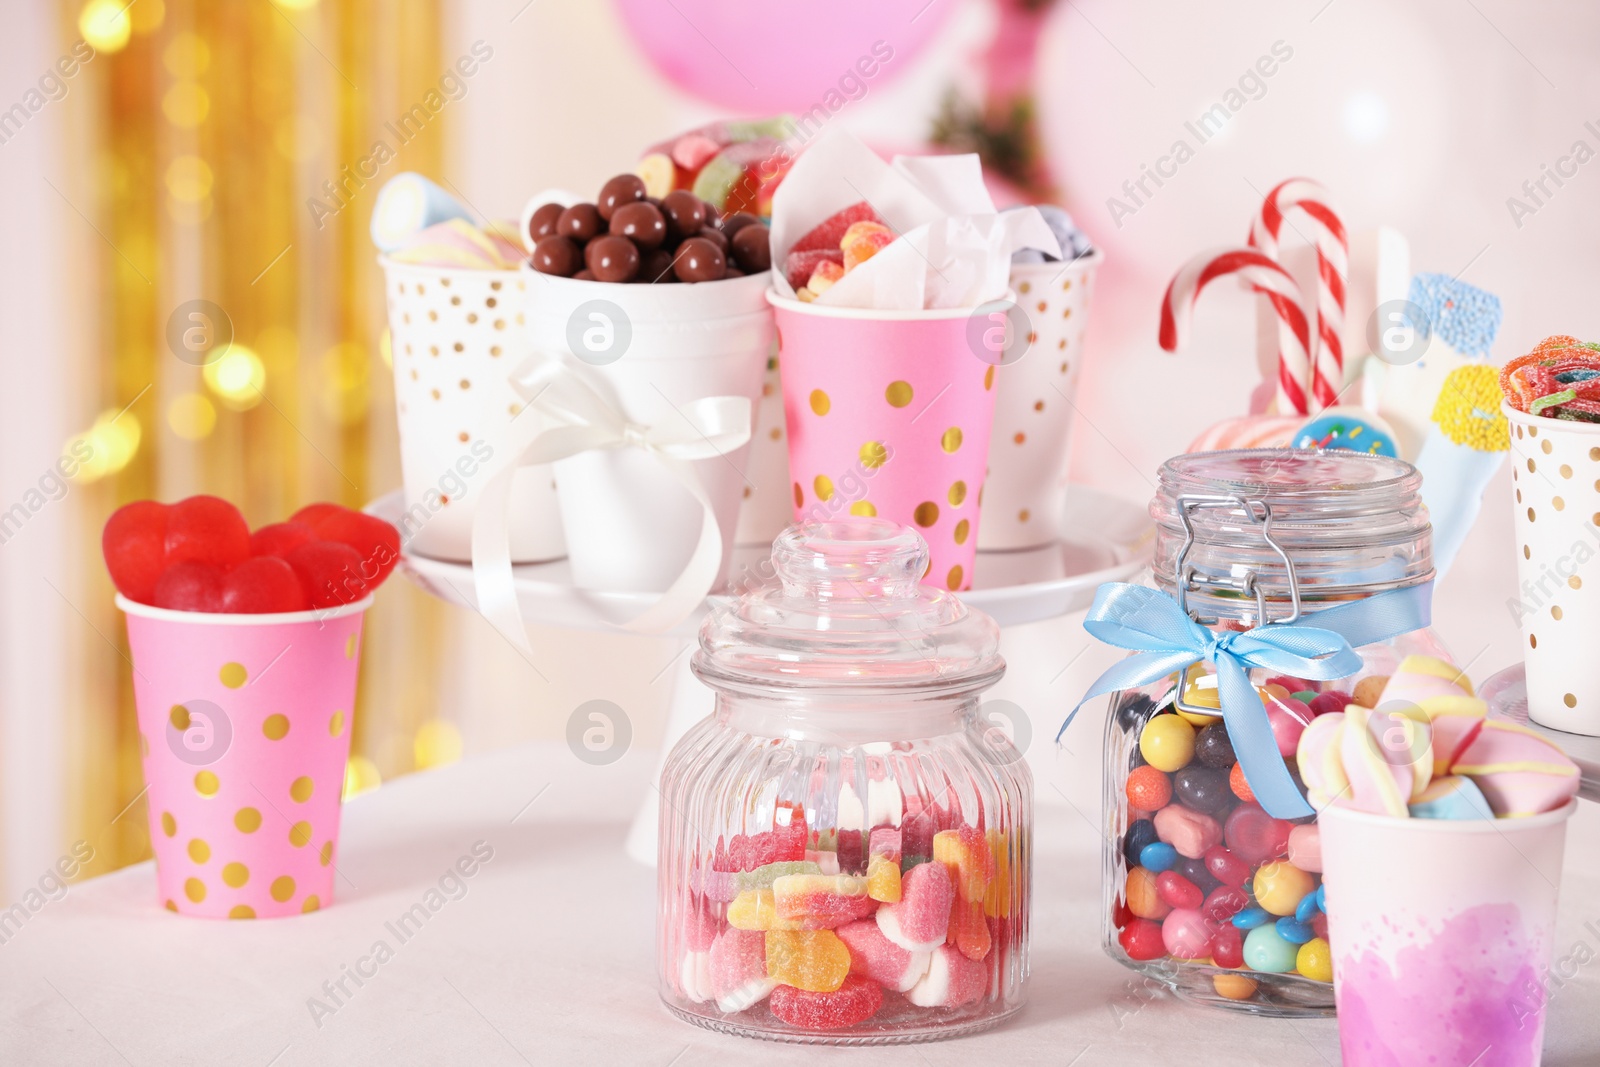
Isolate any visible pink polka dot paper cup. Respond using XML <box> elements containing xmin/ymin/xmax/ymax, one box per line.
<box><xmin>1320</xmin><ymin>802</ymin><xmax>1575</xmax><ymax>1066</ymax></box>
<box><xmin>118</xmin><ymin>595</ymin><xmax>371</xmax><ymax>919</ymax></box>
<box><xmin>769</xmin><ymin>292</ymin><xmax>999</xmax><ymax>592</ymax></box>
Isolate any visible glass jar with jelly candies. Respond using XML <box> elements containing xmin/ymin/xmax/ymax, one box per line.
<box><xmin>1091</xmin><ymin>450</ymin><xmax>1446</xmax><ymax>1015</ymax></box>
<box><xmin>657</xmin><ymin>520</ymin><xmax>1031</xmax><ymax>1042</ymax></box>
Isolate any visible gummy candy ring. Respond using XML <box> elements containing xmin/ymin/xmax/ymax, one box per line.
<box><xmin>1500</xmin><ymin>335</ymin><xmax>1600</xmax><ymax>420</ymax></box>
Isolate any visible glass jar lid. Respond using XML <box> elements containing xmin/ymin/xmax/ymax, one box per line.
<box><xmin>694</xmin><ymin>520</ymin><xmax>1004</xmax><ymax>696</ymax></box>
<box><xmin>1150</xmin><ymin>449</ymin><xmax>1433</xmax><ymax>622</ymax></box>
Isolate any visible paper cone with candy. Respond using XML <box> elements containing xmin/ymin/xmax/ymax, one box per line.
<box><xmin>766</xmin><ymin>132</ymin><xmax>1057</xmax><ymax>590</ymax></box>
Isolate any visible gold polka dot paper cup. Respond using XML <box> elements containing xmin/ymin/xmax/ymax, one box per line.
<box><xmin>769</xmin><ymin>292</ymin><xmax>999</xmax><ymax>592</ymax></box>
<box><xmin>981</xmin><ymin>249</ymin><xmax>1103</xmax><ymax>549</ymax></box>
<box><xmin>381</xmin><ymin>259</ymin><xmax>565</xmax><ymax>564</ymax></box>
<box><xmin>117</xmin><ymin>595</ymin><xmax>370</xmax><ymax>918</ymax></box>
<box><xmin>1506</xmin><ymin>401</ymin><xmax>1600</xmax><ymax>735</ymax></box>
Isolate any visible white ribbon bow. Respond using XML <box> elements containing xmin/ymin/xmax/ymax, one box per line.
<box><xmin>471</xmin><ymin>357</ymin><xmax>751</xmax><ymax>650</ymax></box>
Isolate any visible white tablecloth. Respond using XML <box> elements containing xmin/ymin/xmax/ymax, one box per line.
<box><xmin>3</xmin><ymin>742</ymin><xmax>1597</xmax><ymax>1066</ymax></box>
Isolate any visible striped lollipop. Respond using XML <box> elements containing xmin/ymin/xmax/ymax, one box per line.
<box><xmin>1248</xmin><ymin>179</ymin><xmax>1349</xmax><ymax>412</ymax></box>
<box><xmin>1160</xmin><ymin>247</ymin><xmax>1314</xmax><ymax>416</ymax></box>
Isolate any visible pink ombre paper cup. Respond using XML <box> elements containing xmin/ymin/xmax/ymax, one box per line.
<box><xmin>769</xmin><ymin>292</ymin><xmax>998</xmax><ymax>592</ymax></box>
<box><xmin>1321</xmin><ymin>802</ymin><xmax>1575</xmax><ymax>1067</ymax></box>
<box><xmin>118</xmin><ymin>595</ymin><xmax>371</xmax><ymax>919</ymax></box>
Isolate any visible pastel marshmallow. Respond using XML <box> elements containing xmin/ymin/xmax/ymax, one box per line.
<box><xmin>837</xmin><ymin>918</ymin><xmax>931</xmax><ymax>992</ymax></box>
<box><xmin>1447</xmin><ymin>720</ymin><xmax>1580</xmax><ymax>817</ymax></box>
<box><xmin>1297</xmin><ymin>713</ymin><xmax>1349</xmax><ymax>809</ymax></box>
<box><xmin>1286</xmin><ymin>823</ymin><xmax>1322</xmax><ymax>873</ymax></box>
<box><xmin>1408</xmin><ymin>775</ymin><xmax>1493</xmax><ymax>820</ymax></box>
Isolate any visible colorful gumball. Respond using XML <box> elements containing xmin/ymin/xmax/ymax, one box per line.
<box><xmin>1126</xmin><ymin>765</ymin><xmax>1173</xmax><ymax>811</ymax></box>
<box><xmin>1229</xmin><ymin>762</ymin><xmax>1256</xmax><ymax>802</ymax></box>
<box><xmin>1224</xmin><ymin>804</ymin><xmax>1292</xmax><ymax>864</ymax></box>
<box><xmin>102</xmin><ymin>500</ymin><xmax>169</xmax><ymax>603</ymax></box>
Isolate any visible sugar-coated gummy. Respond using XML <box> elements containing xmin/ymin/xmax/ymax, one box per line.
<box><xmin>768</xmin><ymin>975</ymin><xmax>884</xmax><ymax>1030</ymax></box>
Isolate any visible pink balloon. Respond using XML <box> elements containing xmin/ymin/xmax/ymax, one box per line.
<box><xmin>611</xmin><ymin>0</ymin><xmax>953</xmax><ymax>113</ymax></box>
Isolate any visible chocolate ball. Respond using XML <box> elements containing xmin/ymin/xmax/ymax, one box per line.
<box><xmin>531</xmin><ymin>235</ymin><xmax>581</xmax><ymax>277</ymax></box>
<box><xmin>585</xmin><ymin>235</ymin><xmax>640</xmax><ymax>283</ymax></box>
<box><xmin>673</xmin><ymin>236</ymin><xmax>725</xmax><ymax>283</ymax></box>
<box><xmin>638</xmin><ymin>248</ymin><xmax>677</xmax><ymax>284</ymax></box>
<box><xmin>573</xmin><ymin>269</ymin><xmax>596</xmax><ymax>281</ymax></box>
<box><xmin>1173</xmin><ymin>765</ymin><xmax>1232</xmax><ymax>815</ymax></box>
<box><xmin>528</xmin><ymin>202</ymin><xmax>563</xmax><ymax>243</ymax></box>
<box><xmin>730</xmin><ymin>224</ymin><xmax>771</xmax><ymax>273</ymax></box>
<box><xmin>1194</xmin><ymin>723</ymin><xmax>1237</xmax><ymax>769</ymax></box>
<box><xmin>610</xmin><ymin>201</ymin><xmax>667</xmax><ymax>250</ymax></box>
<box><xmin>597</xmin><ymin>173</ymin><xmax>647</xmax><ymax>220</ymax></box>
<box><xmin>1114</xmin><ymin>694</ymin><xmax>1156</xmax><ymax>733</ymax></box>
<box><xmin>720</xmin><ymin>211</ymin><xmax>761</xmax><ymax>237</ymax></box>
<box><xmin>659</xmin><ymin>190</ymin><xmax>707</xmax><ymax>243</ymax></box>
<box><xmin>723</xmin><ymin>266</ymin><xmax>745</xmax><ymax>278</ymax></box>
<box><xmin>557</xmin><ymin>203</ymin><xmax>602</xmax><ymax>243</ymax></box>
<box><xmin>696</xmin><ymin>225</ymin><xmax>730</xmax><ymax>253</ymax></box>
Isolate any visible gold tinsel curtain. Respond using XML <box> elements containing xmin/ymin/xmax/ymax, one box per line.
<box><xmin>65</xmin><ymin>0</ymin><xmax>452</xmax><ymax>874</ymax></box>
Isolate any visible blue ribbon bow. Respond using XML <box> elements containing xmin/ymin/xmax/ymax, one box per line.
<box><xmin>1061</xmin><ymin>581</ymin><xmax>1433</xmax><ymax>819</ymax></box>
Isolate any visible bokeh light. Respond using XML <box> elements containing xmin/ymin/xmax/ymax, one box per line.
<box><xmin>66</xmin><ymin>408</ymin><xmax>142</xmax><ymax>484</ymax></box>
<box><xmin>163</xmin><ymin>32</ymin><xmax>210</xmax><ymax>78</ymax></box>
<box><xmin>319</xmin><ymin>342</ymin><xmax>370</xmax><ymax>425</ymax></box>
<box><xmin>79</xmin><ymin>0</ymin><xmax>132</xmax><ymax>54</ymax></box>
<box><xmin>167</xmin><ymin>393</ymin><xmax>217</xmax><ymax>440</ymax></box>
<box><xmin>413</xmin><ymin>720</ymin><xmax>463</xmax><ymax>770</ymax></box>
<box><xmin>274</xmin><ymin>0</ymin><xmax>323</xmax><ymax>10</ymax></box>
<box><xmin>162</xmin><ymin>83</ymin><xmax>210</xmax><ymax>128</ymax></box>
<box><xmin>165</xmin><ymin>156</ymin><xmax>214</xmax><ymax>203</ymax></box>
<box><xmin>378</xmin><ymin>328</ymin><xmax>393</xmax><ymax>369</ymax></box>
<box><xmin>343</xmin><ymin>755</ymin><xmax>382</xmax><ymax>800</ymax></box>
<box><xmin>130</xmin><ymin>0</ymin><xmax>166</xmax><ymax>34</ymax></box>
<box><xmin>203</xmin><ymin>345</ymin><xmax>266</xmax><ymax>410</ymax></box>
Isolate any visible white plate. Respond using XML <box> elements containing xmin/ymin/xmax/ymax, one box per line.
<box><xmin>368</xmin><ymin>486</ymin><xmax>1151</xmax><ymax>636</ymax></box>
<box><xmin>1482</xmin><ymin>662</ymin><xmax>1600</xmax><ymax>804</ymax></box>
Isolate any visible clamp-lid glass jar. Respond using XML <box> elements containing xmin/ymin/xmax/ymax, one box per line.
<box><xmin>1099</xmin><ymin>450</ymin><xmax>1446</xmax><ymax>1016</ymax></box>
<box><xmin>658</xmin><ymin>520</ymin><xmax>1032</xmax><ymax>1043</ymax></box>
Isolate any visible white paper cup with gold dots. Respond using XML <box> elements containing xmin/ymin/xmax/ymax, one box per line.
<box><xmin>119</xmin><ymin>596</ymin><xmax>371</xmax><ymax>918</ymax></box>
<box><xmin>381</xmin><ymin>259</ymin><xmax>565</xmax><ymax>563</ymax></box>
<box><xmin>979</xmin><ymin>248</ymin><xmax>1103</xmax><ymax>549</ymax></box>
<box><xmin>1507</xmin><ymin>401</ymin><xmax>1600</xmax><ymax>735</ymax></box>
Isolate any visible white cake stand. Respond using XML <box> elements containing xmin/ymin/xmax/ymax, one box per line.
<box><xmin>1481</xmin><ymin>662</ymin><xmax>1600</xmax><ymax>804</ymax></box>
<box><xmin>369</xmin><ymin>486</ymin><xmax>1154</xmax><ymax>862</ymax></box>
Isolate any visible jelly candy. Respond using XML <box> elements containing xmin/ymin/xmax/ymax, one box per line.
<box><xmin>1154</xmin><ymin>871</ymin><xmax>1203</xmax><ymax>910</ymax></box>
<box><xmin>152</xmin><ymin>561</ymin><xmax>225</xmax><ymax>613</ymax></box>
<box><xmin>309</xmin><ymin>508</ymin><xmax>402</xmax><ymax>585</ymax></box>
<box><xmin>804</xmin><ymin>849</ymin><xmax>841</xmax><ymax>875</ymax></box>
<box><xmin>1211</xmin><ymin>924</ymin><xmax>1245</xmax><ymax>969</ymax></box>
<box><xmin>933</xmin><ymin>828</ymin><xmax>993</xmax><ymax>961</ymax></box>
<box><xmin>1160</xmin><ymin>908</ymin><xmax>1214</xmax><ymax>961</ymax></box>
<box><xmin>709</xmin><ymin>928</ymin><xmax>775</xmax><ymax>1012</ymax></box>
<box><xmin>1264</xmin><ymin>693</ymin><xmax>1313</xmax><ymax>758</ymax></box>
<box><xmin>840</xmin><ymin>221</ymin><xmax>893</xmax><ymax>272</ymax></box>
<box><xmin>726</xmin><ymin>889</ymin><xmax>798</xmax><ymax>931</ymax></box>
<box><xmin>1152</xmin><ymin>804</ymin><xmax>1222</xmax><ymax>860</ymax></box>
<box><xmin>790</xmin><ymin>202</ymin><xmax>884</xmax><ymax>254</ymax></box>
<box><xmin>981</xmin><ymin>831</ymin><xmax>1011</xmax><ymax>919</ymax></box>
<box><xmin>1125</xmin><ymin>765</ymin><xmax>1172</xmax><ymax>811</ymax></box>
<box><xmin>782</xmin><ymin>248</ymin><xmax>843</xmax><ymax>290</ymax></box>
<box><xmin>1223</xmin><ymin>804</ymin><xmax>1291</xmax><ymax>864</ymax></box>
<box><xmin>1310</xmin><ymin>690</ymin><xmax>1354</xmax><ymax>717</ymax></box>
<box><xmin>876</xmin><ymin>861</ymin><xmax>953</xmax><ymax>951</ymax></box>
<box><xmin>1202</xmin><ymin>886</ymin><xmax>1248</xmax><ymax>925</ymax></box>
<box><xmin>835</xmin><ymin>829</ymin><xmax>864</xmax><ymax>875</ymax></box>
<box><xmin>165</xmin><ymin>495</ymin><xmax>250</xmax><ymax>569</ymax></box>
<box><xmin>772</xmin><ymin>874</ymin><xmax>874</xmax><ymax>929</ymax></box>
<box><xmin>1138</xmin><ymin>714</ymin><xmax>1196</xmax><ymax>772</ymax></box>
<box><xmin>1202</xmin><ymin>845</ymin><xmax>1251</xmax><ymax>888</ymax></box>
<box><xmin>906</xmin><ymin>944</ymin><xmax>987</xmax><ymax>1009</ymax></box>
<box><xmin>102</xmin><ymin>500</ymin><xmax>169</xmax><ymax>603</ymax></box>
<box><xmin>285</xmin><ymin>540</ymin><xmax>370</xmax><ymax>609</ymax></box>
<box><xmin>1118</xmin><ymin>918</ymin><xmax>1166</xmax><ymax>962</ymax></box>
<box><xmin>220</xmin><ymin>556</ymin><xmax>310</xmax><ymax>614</ymax></box>
<box><xmin>1351</xmin><ymin>674</ymin><xmax>1389</xmax><ymax>708</ymax></box>
<box><xmin>1252</xmin><ymin>861</ymin><xmax>1315</xmax><ymax>917</ymax></box>
<box><xmin>765</xmin><ymin>929</ymin><xmax>850</xmax><ymax>992</ymax></box>
<box><xmin>1173</xmin><ymin>855</ymin><xmax>1218</xmax><ymax>894</ymax></box>
<box><xmin>1124</xmin><ymin>866</ymin><xmax>1170</xmax><ymax>921</ymax></box>
<box><xmin>837</xmin><ymin>918</ymin><xmax>930</xmax><ymax>992</ymax></box>
<box><xmin>768</xmin><ymin>974</ymin><xmax>883</xmax><ymax>1030</ymax></box>
<box><xmin>249</xmin><ymin>521</ymin><xmax>316</xmax><ymax>559</ymax></box>
<box><xmin>1212</xmin><ymin>973</ymin><xmax>1257</xmax><ymax>1000</ymax></box>
<box><xmin>866</xmin><ymin>856</ymin><xmax>901</xmax><ymax>903</ymax></box>
<box><xmin>734</xmin><ymin>861</ymin><xmax>820</xmax><ymax>894</ymax></box>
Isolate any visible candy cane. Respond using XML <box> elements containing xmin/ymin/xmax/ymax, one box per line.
<box><xmin>1160</xmin><ymin>247</ymin><xmax>1314</xmax><ymax>417</ymax></box>
<box><xmin>1249</xmin><ymin>179</ymin><xmax>1349</xmax><ymax>412</ymax></box>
